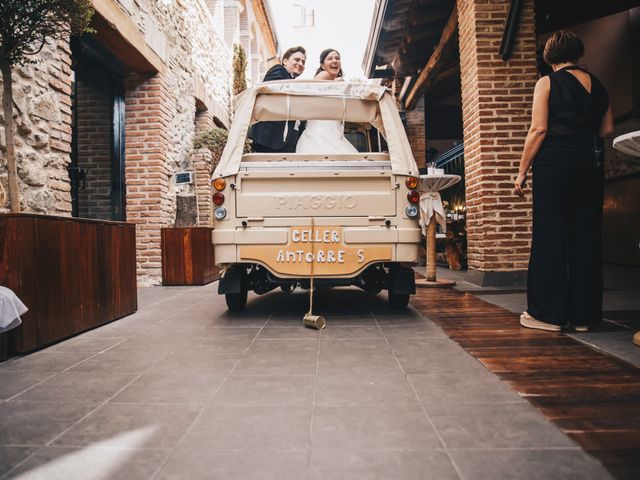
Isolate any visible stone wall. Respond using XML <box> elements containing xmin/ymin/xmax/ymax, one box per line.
<box><xmin>0</xmin><ymin>38</ymin><xmax>73</xmax><ymax>214</ymax></box>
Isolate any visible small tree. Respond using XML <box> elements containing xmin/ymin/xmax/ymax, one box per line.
<box><xmin>193</xmin><ymin>127</ymin><xmax>251</xmax><ymax>171</ymax></box>
<box><xmin>232</xmin><ymin>43</ymin><xmax>247</xmax><ymax>96</ymax></box>
<box><xmin>0</xmin><ymin>0</ymin><xmax>94</xmax><ymax>212</ymax></box>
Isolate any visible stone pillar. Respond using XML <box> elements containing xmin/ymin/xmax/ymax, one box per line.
<box><xmin>125</xmin><ymin>72</ymin><xmax>172</xmax><ymax>285</ymax></box>
<box><xmin>405</xmin><ymin>95</ymin><xmax>426</xmax><ymax>169</ymax></box>
<box><xmin>457</xmin><ymin>0</ymin><xmax>538</xmax><ymax>286</ymax></box>
<box><xmin>223</xmin><ymin>0</ymin><xmax>242</xmax><ymax>48</ymax></box>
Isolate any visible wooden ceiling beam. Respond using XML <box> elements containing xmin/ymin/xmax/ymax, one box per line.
<box><xmin>405</xmin><ymin>5</ymin><xmax>458</xmax><ymax>109</ymax></box>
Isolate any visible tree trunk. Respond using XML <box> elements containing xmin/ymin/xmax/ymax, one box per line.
<box><xmin>1</xmin><ymin>59</ymin><xmax>19</xmax><ymax>213</ymax></box>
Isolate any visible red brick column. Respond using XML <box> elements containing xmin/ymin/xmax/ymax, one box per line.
<box><xmin>125</xmin><ymin>73</ymin><xmax>172</xmax><ymax>285</ymax></box>
<box><xmin>192</xmin><ymin>149</ymin><xmax>214</xmax><ymax>226</ymax></box>
<box><xmin>457</xmin><ymin>0</ymin><xmax>538</xmax><ymax>285</ymax></box>
<box><xmin>405</xmin><ymin>95</ymin><xmax>426</xmax><ymax>168</ymax></box>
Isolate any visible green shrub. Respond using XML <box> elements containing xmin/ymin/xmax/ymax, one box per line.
<box><xmin>193</xmin><ymin>127</ymin><xmax>251</xmax><ymax>170</ymax></box>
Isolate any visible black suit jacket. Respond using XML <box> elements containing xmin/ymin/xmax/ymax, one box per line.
<box><xmin>248</xmin><ymin>65</ymin><xmax>302</xmax><ymax>152</ymax></box>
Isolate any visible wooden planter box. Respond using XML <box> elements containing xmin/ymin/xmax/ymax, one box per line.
<box><xmin>0</xmin><ymin>214</ymin><xmax>137</xmax><ymax>357</ymax></box>
<box><xmin>161</xmin><ymin>227</ymin><xmax>220</xmax><ymax>285</ymax></box>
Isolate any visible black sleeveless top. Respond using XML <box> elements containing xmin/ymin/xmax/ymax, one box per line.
<box><xmin>542</xmin><ymin>65</ymin><xmax>609</xmax><ymax>153</ymax></box>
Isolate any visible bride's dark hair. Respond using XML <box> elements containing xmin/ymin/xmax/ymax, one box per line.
<box><xmin>315</xmin><ymin>48</ymin><xmax>344</xmax><ymax>77</ymax></box>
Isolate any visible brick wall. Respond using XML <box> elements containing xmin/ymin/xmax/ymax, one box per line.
<box><xmin>192</xmin><ymin>149</ymin><xmax>214</xmax><ymax>226</ymax></box>
<box><xmin>76</xmin><ymin>69</ymin><xmax>113</xmax><ymax>220</ymax></box>
<box><xmin>405</xmin><ymin>95</ymin><xmax>426</xmax><ymax>168</ymax></box>
<box><xmin>125</xmin><ymin>73</ymin><xmax>173</xmax><ymax>284</ymax></box>
<box><xmin>457</xmin><ymin>0</ymin><xmax>538</xmax><ymax>274</ymax></box>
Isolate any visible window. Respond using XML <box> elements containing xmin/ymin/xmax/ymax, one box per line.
<box><xmin>293</xmin><ymin>3</ymin><xmax>314</xmax><ymax>28</ymax></box>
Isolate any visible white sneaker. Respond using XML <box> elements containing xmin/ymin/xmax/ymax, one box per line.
<box><xmin>519</xmin><ymin>312</ymin><xmax>561</xmax><ymax>332</ymax></box>
<box><xmin>574</xmin><ymin>326</ymin><xmax>589</xmax><ymax>332</ymax></box>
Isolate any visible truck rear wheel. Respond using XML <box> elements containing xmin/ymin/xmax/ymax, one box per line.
<box><xmin>388</xmin><ymin>292</ymin><xmax>410</xmax><ymax>310</ymax></box>
<box><xmin>225</xmin><ymin>290</ymin><xmax>247</xmax><ymax>311</ymax></box>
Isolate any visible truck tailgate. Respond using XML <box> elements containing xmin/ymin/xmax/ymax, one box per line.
<box><xmin>236</xmin><ymin>170</ymin><xmax>396</xmax><ymax>217</ymax></box>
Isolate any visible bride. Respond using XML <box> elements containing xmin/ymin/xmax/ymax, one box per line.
<box><xmin>295</xmin><ymin>48</ymin><xmax>358</xmax><ymax>154</ymax></box>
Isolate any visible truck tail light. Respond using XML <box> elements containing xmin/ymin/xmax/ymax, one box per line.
<box><xmin>405</xmin><ymin>176</ymin><xmax>418</xmax><ymax>189</ymax></box>
<box><xmin>407</xmin><ymin>190</ymin><xmax>420</xmax><ymax>204</ymax></box>
<box><xmin>213</xmin><ymin>178</ymin><xmax>226</xmax><ymax>191</ymax></box>
<box><xmin>213</xmin><ymin>192</ymin><xmax>225</xmax><ymax>205</ymax></box>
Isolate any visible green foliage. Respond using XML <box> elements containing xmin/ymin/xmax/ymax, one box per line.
<box><xmin>0</xmin><ymin>0</ymin><xmax>95</xmax><ymax>66</ymax></box>
<box><xmin>193</xmin><ymin>127</ymin><xmax>251</xmax><ymax>169</ymax></box>
<box><xmin>232</xmin><ymin>43</ymin><xmax>247</xmax><ymax>96</ymax></box>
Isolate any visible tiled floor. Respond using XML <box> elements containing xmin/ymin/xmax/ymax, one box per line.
<box><xmin>0</xmin><ymin>285</ymin><xmax>613</xmax><ymax>479</ymax></box>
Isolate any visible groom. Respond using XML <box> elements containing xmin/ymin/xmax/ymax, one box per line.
<box><xmin>249</xmin><ymin>46</ymin><xmax>306</xmax><ymax>153</ymax></box>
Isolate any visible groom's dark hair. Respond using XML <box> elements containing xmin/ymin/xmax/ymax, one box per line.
<box><xmin>283</xmin><ymin>46</ymin><xmax>306</xmax><ymax>60</ymax></box>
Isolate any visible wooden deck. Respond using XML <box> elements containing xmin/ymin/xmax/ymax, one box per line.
<box><xmin>411</xmin><ymin>287</ymin><xmax>640</xmax><ymax>480</ymax></box>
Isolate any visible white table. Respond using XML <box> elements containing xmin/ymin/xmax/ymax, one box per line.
<box><xmin>613</xmin><ymin>130</ymin><xmax>640</xmax><ymax>157</ymax></box>
<box><xmin>418</xmin><ymin>174</ymin><xmax>461</xmax><ymax>287</ymax></box>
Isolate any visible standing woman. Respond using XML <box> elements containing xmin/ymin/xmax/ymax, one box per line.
<box><xmin>514</xmin><ymin>30</ymin><xmax>614</xmax><ymax>332</ymax></box>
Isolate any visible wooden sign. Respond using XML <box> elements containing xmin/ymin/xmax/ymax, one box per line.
<box><xmin>239</xmin><ymin>226</ymin><xmax>392</xmax><ymax>277</ymax></box>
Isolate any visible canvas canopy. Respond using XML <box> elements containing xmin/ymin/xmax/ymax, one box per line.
<box><xmin>213</xmin><ymin>80</ymin><xmax>419</xmax><ymax>178</ymax></box>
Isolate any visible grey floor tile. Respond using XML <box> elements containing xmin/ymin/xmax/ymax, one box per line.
<box><xmin>110</xmin><ymin>372</ymin><xmax>225</xmax><ymax>404</ymax></box>
<box><xmin>449</xmin><ymin>448</ymin><xmax>613</xmax><ymax>480</ymax></box>
<box><xmin>13</xmin><ymin>372</ymin><xmax>137</xmax><ymax>404</ymax></box>
<box><xmin>319</xmin><ymin>326</ymin><xmax>384</xmax><ymax>339</ymax></box>
<box><xmin>67</xmin><ymin>347</ymin><xmax>171</xmax><ymax>374</ymax></box>
<box><xmin>248</xmin><ymin>338</ymin><xmax>319</xmax><ymax>354</ymax></box>
<box><xmin>379</xmin><ymin>324</ymin><xmax>447</xmax><ymax>339</ymax></box>
<box><xmin>0</xmin><ymin>401</ymin><xmax>95</xmax><ymax>446</ymax></box>
<box><xmin>177</xmin><ymin>405</ymin><xmax>312</xmax><ymax>450</ymax></box>
<box><xmin>148</xmin><ymin>349</ymin><xmax>239</xmax><ymax>376</ymax></box>
<box><xmin>156</xmin><ymin>449</ymin><xmax>308</xmax><ymax>480</ymax></box>
<box><xmin>258</xmin><ymin>326</ymin><xmax>322</xmax><ymax>339</ymax></box>
<box><xmin>5</xmin><ymin>446</ymin><xmax>169</xmax><ymax>480</ymax></box>
<box><xmin>173</xmin><ymin>337</ymin><xmax>255</xmax><ymax>355</ymax></box>
<box><xmin>312</xmin><ymin>405</ymin><xmax>441</xmax><ymax>450</ymax></box>
<box><xmin>233</xmin><ymin>351</ymin><xmax>318</xmax><ymax>375</ymax></box>
<box><xmin>408</xmin><ymin>371</ymin><xmax>524</xmax><ymax>407</ymax></box>
<box><xmin>308</xmin><ymin>449</ymin><xmax>459</xmax><ymax>480</ymax></box>
<box><xmin>52</xmin><ymin>403</ymin><xmax>202</xmax><ymax>449</ymax></box>
<box><xmin>0</xmin><ymin>446</ymin><xmax>38</xmax><ymax>477</ymax></box>
<box><xmin>47</xmin><ymin>335</ymin><xmax>127</xmax><ymax>354</ymax></box>
<box><xmin>0</xmin><ymin>372</ymin><xmax>54</xmax><ymax>401</ymax></box>
<box><xmin>0</xmin><ymin>351</ymin><xmax>95</xmax><ymax>373</ymax></box>
<box><xmin>392</xmin><ymin>338</ymin><xmax>487</xmax><ymax>374</ymax></box>
<box><xmin>428</xmin><ymin>402</ymin><xmax>576</xmax><ymax>449</ymax></box>
<box><xmin>315</xmin><ymin>372</ymin><xmax>418</xmax><ymax>406</ymax></box>
<box><xmin>319</xmin><ymin>338</ymin><xmax>391</xmax><ymax>354</ymax></box>
<box><xmin>212</xmin><ymin>375</ymin><xmax>315</xmax><ymax>406</ymax></box>
<box><xmin>318</xmin><ymin>351</ymin><xmax>404</xmax><ymax>376</ymax></box>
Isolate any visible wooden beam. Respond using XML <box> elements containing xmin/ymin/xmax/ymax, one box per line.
<box><xmin>405</xmin><ymin>6</ymin><xmax>458</xmax><ymax>110</ymax></box>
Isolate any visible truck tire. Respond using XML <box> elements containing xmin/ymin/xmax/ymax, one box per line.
<box><xmin>225</xmin><ymin>290</ymin><xmax>248</xmax><ymax>311</ymax></box>
<box><xmin>388</xmin><ymin>292</ymin><xmax>409</xmax><ymax>310</ymax></box>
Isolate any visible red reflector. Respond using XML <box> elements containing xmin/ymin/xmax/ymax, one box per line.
<box><xmin>213</xmin><ymin>192</ymin><xmax>225</xmax><ymax>205</ymax></box>
<box><xmin>407</xmin><ymin>190</ymin><xmax>420</xmax><ymax>204</ymax></box>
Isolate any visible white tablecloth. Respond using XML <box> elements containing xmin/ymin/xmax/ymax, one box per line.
<box><xmin>418</xmin><ymin>174</ymin><xmax>461</xmax><ymax>231</ymax></box>
<box><xmin>613</xmin><ymin>131</ymin><xmax>640</xmax><ymax>157</ymax></box>
<box><xmin>0</xmin><ymin>287</ymin><xmax>28</xmax><ymax>333</ymax></box>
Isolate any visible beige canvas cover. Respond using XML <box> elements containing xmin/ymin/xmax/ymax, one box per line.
<box><xmin>213</xmin><ymin>80</ymin><xmax>419</xmax><ymax>178</ymax></box>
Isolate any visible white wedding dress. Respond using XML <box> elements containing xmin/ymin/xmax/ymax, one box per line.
<box><xmin>296</xmin><ymin>119</ymin><xmax>358</xmax><ymax>154</ymax></box>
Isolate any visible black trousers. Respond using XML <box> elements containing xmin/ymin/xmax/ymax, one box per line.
<box><xmin>527</xmin><ymin>148</ymin><xmax>604</xmax><ymax>327</ymax></box>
